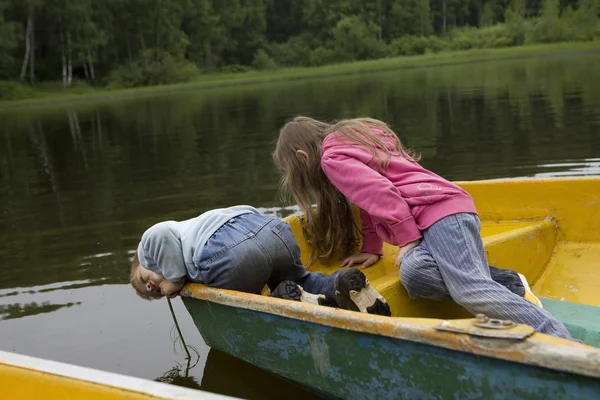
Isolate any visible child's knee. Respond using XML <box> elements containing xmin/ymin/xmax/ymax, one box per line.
<box><xmin>399</xmin><ymin>256</ymin><xmax>424</xmax><ymax>297</ymax></box>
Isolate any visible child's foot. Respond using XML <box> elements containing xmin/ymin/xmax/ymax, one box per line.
<box><xmin>518</xmin><ymin>273</ymin><xmax>544</xmax><ymax>308</ymax></box>
<box><xmin>335</xmin><ymin>268</ymin><xmax>392</xmax><ymax>316</ymax></box>
<box><xmin>271</xmin><ymin>281</ymin><xmax>337</xmax><ymax>307</ymax></box>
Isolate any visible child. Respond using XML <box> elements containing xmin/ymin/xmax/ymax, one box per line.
<box><xmin>273</xmin><ymin>116</ymin><xmax>573</xmax><ymax>340</ymax></box>
<box><xmin>129</xmin><ymin>205</ymin><xmax>391</xmax><ymax>316</ymax></box>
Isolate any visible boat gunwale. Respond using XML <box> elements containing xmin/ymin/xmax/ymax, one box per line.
<box><xmin>0</xmin><ymin>350</ymin><xmax>236</xmax><ymax>399</ymax></box>
<box><xmin>181</xmin><ymin>281</ymin><xmax>600</xmax><ymax>380</ymax></box>
<box><xmin>454</xmin><ymin>176</ymin><xmax>600</xmax><ymax>185</ymax></box>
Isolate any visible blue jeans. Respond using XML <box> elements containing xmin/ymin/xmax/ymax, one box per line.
<box><xmin>194</xmin><ymin>212</ymin><xmax>339</xmax><ymax>297</ymax></box>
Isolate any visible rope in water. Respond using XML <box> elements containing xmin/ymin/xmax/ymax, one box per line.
<box><xmin>167</xmin><ymin>297</ymin><xmax>192</xmax><ymax>362</ymax></box>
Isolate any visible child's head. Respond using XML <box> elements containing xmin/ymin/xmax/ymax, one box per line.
<box><xmin>273</xmin><ymin>116</ymin><xmax>358</xmax><ymax>264</ymax></box>
<box><xmin>273</xmin><ymin>116</ymin><xmax>418</xmax><ymax>263</ymax></box>
<box><xmin>130</xmin><ymin>251</ymin><xmax>164</xmax><ymax>300</ymax></box>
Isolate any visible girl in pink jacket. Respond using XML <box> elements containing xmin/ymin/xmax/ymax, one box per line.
<box><xmin>273</xmin><ymin>116</ymin><xmax>572</xmax><ymax>340</ymax></box>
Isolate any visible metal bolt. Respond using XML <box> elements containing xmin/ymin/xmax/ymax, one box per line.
<box><xmin>502</xmin><ymin>320</ymin><xmax>514</xmax><ymax>326</ymax></box>
<box><xmin>476</xmin><ymin>313</ymin><xmax>488</xmax><ymax>322</ymax></box>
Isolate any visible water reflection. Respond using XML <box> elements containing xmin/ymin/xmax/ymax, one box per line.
<box><xmin>0</xmin><ymin>53</ymin><xmax>598</xmax><ymax>397</ymax></box>
<box><xmin>198</xmin><ymin>349</ymin><xmax>326</xmax><ymax>400</ymax></box>
<box><xmin>531</xmin><ymin>158</ymin><xmax>600</xmax><ymax>178</ymax></box>
<box><xmin>154</xmin><ymin>348</ymin><xmax>326</xmax><ymax>399</ymax></box>
<box><xmin>0</xmin><ymin>301</ymin><xmax>81</xmax><ymax>320</ymax></box>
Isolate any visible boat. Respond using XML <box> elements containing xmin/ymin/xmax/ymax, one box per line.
<box><xmin>0</xmin><ymin>349</ymin><xmax>238</xmax><ymax>400</ymax></box>
<box><xmin>180</xmin><ymin>177</ymin><xmax>600</xmax><ymax>400</ymax></box>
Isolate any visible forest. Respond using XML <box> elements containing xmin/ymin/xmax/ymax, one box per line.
<box><xmin>0</xmin><ymin>0</ymin><xmax>598</xmax><ymax>96</ymax></box>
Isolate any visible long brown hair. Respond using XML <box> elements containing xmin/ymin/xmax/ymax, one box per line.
<box><xmin>273</xmin><ymin>116</ymin><xmax>418</xmax><ymax>264</ymax></box>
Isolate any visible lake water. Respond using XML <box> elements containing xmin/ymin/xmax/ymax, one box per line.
<box><xmin>1</xmin><ymin>53</ymin><xmax>599</xmax><ymax>399</ymax></box>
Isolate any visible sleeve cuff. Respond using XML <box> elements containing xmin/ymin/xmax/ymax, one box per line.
<box><xmin>361</xmin><ymin>237</ymin><xmax>384</xmax><ymax>255</ymax></box>
<box><xmin>390</xmin><ymin>217</ymin><xmax>422</xmax><ymax>247</ymax></box>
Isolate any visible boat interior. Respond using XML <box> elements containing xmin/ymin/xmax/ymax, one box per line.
<box><xmin>283</xmin><ymin>178</ymin><xmax>600</xmax><ymax>347</ymax></box>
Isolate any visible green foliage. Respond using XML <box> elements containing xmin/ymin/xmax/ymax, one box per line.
<box><xmin>481</xmin><ymin>3</ymin><xmax>495</xmax><ymax>27</ymax></box>
<box><xmin>219</xmin><ymin>64</ymin><xmax>253</xmax><ymax>74</ymax></box>
<box><xmin>387</xmin><ymin>0</ymin><xmax>433</xmax><ymax>37</ymax></box>
<box><xmin>252</xmin><ymin>48</ymin><xmax>278</xmax><ymax>70</ymax></box>
<box><xmin>0</xmin><ymin>81</ymin><xmax>33</xmax><ymax>100</ymax></box>
<box><xmin>0</xmin><ymin>1</ymin><xmax>19</xmax><ymax>79</ymax></box>
<box><xmin>504</xmin><ymin>0</ymin><xmax>528</xmax><ymax>45</ymax></box>
<box><xmin>331</xmin><ymin>16</ymin><xmax>387</xmax><ymax>61</ymax></box>
<box><xmin>267</xmin><ymin>36</ymin><xmax>312</xmax><ymax>67</ymax></box>
<box><xmin>525</xmin><ymin>0</ymin><xmax>600</xmax><ymax>44</ymax></box>
<box><xmin>390</xmin><ymin>36</ymin><xmax>445</xmax><ymax>56</ymax></box>
<box><xmin>527</xmin><ymin>0</ymin><xmax>565</xmax><ymax>43</ymax></box>
<box><xmin>308</xmin><ymin>46</ymin><xmax>338</xmax><ymax>66</ymax></box>
<box><xmin>448</xmin><ymin>25</ymin><xmax>515</xmax><ymax>50</ymax></box>
<box><xmin>108</xmin><ymin>50</ymin><xmax>199</xmax><ymax>88</ymax></box>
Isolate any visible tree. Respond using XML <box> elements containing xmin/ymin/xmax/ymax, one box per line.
<box><xmin>331</xmin><ymin>15</ymin><xmax>385</xmax><ymax>61</ymax></box>
<box><xmin>387</xmin><ymin>0</ymin><xmax>432</xmax><ymax>38</ymax></box>
<box><xmin>529</xmin><ymin>0</ymin><xmax>564</xmax><ymax>43</ymax></box>
<box><xmin>481</xmin><ymin>2</ymin><xmax>495</xmax><ymax>26</ymax></box>
<box><xmin>0</xmin><ymin>0</ymin><xmax>20</xmax><ymax>79</ymax></box>
<box><xmin>183</xmin><ymin>0</ymin><xmax>222</xmax><ymax>70</ymax></box>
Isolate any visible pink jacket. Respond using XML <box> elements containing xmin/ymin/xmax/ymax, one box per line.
<box><xmin>320</xmin><ymin>130</ymin><xmax>477</xmax><ymax>255</ymax></box>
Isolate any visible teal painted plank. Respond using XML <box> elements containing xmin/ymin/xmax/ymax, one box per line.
<box><xmin>541</xmin><ymin>298</ymin><xmax>600</xmax><ymax>348</ymax></box>
<box><xmin>183</xmin><ymin>298</ymin><xmax>600</xmax><ymax>400</ymax></box>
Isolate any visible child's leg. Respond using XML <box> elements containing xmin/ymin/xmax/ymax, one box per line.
<box><xmin>263</xmin><ymin>220</ymin><xmax>391</xmax><ymax>315</ymax></box>
<box><xmin>422</xmin><ymin>213</ymin><xmax>573</xmax><ymax>340</ymax></box>
<box><xmin>400</xmin><ymin>243</ymin><xmax>453</xmax><ymax>300</ymax></box>
<box><xmin>401</xmin><ymin>245</ymin><xmax>532</xmax><ymax>301</ymax></box>
<box><xmin>258</xmin><ymin>218</ymin><xmax>338</xmax><ymax>298</ymax></box>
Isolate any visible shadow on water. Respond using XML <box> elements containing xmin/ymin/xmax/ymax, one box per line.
<box><xmin>186</xmin><ymin>348</ymin><xmax>327</xmax><ymax>400</ymax></box>
<box><xmin>0</xmin><ymin>54</ymin><xmax>598</xmax><ymax>398</ymax></box>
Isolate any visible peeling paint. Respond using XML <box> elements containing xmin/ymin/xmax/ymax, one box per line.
<box><xmin>309</xmin><ymin>330</ymin><xmax>330</xmax><ymax>376</ymax></box>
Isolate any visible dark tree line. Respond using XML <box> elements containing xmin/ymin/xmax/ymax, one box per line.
<box><xmin>0</xmin><ymin>0</ymin><xmax>598</xmax><ymax>91</ymax></box>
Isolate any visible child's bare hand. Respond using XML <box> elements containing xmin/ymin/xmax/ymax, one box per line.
<box><xmin>160</xmin><ymin>279</ymin><xmax>186</xmax><ymax>297</ymax></box>
<box><xmin>396</xmin><ymin>240</ymin><xmax>421</xmax><ymax>268</ymax></box>
<box><xmin>341</xmin><ymin>252</ymin><xmax>379</xmax><ymax>269</ymax></box>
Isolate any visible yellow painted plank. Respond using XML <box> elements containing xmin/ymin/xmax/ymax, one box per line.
<box><xmin>533</xmin><ymin>242</ymin><xmax>600</xmax><ymax>307</ymax></box>
<box><xmin>459</xmin><ymin>177</ymin><xmax>600</xmax><ymax>243</ymax></box>
<box><xmin>483</xmin><ymin>220</ymin><xmax>557</xmax><ymax>283</ymax></box>
<box><xmin>0</xmin><ymin>364</ymin><xmax>155</xmax><ymax>400</ymax></box>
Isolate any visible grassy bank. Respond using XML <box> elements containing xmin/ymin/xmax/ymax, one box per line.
<box><xmin>1</xmin><ymin>41</ymin><xmax>599</xmax><ymax>111</ymax></box>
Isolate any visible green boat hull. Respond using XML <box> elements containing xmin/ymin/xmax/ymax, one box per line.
<box><xmin>182</xmin><ymin>298</ymin><xmax>600</xmax><ymax>400</ymax></box>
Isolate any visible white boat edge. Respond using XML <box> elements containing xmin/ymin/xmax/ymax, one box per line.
<box><xmin>0</xmin><ymin>350</ymin><xmax>239</xmax><ymax>399</ymax></box>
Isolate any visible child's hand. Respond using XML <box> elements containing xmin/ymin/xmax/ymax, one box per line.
<box><xmin>341</xmin><ymin>252</ymin><xmax>379</xmax><ymax>269</ymax></box>
<box><xmin>160</xmin><ymin>278</ymin><xmax>186</xmax><ymax>298</ymax></box>
<box><xmin>396</xmin><ymin>240</ymin><xmax>421</xmax><ymax>268</ymax></box>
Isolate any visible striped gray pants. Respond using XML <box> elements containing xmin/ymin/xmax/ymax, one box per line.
<box><xmin>400</xmin><ymin>213</ymin><xmax>573</xmax><ymax>340</ymax></box>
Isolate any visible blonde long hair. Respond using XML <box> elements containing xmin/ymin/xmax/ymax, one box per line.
<box><xmin>273</xmin><ymin>116</ymin><xmax>419</xmax><ymax>264</ymax></box>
